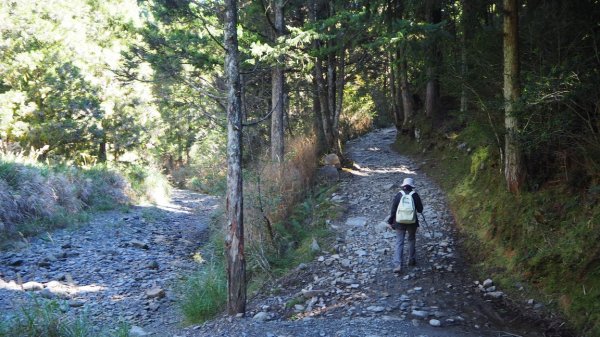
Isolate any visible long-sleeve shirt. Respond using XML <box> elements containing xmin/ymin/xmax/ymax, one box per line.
<box><xmin>388</xmin><ymin>186</ymin><xmax>424</xmax><ymax>226</ymax></box>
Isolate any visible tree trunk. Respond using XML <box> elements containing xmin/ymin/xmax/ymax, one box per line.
<box><xmin>460</xmin><ymin>0</ymin><xmax>469</xmax><ymax>113</ymax></box>
<box><xmin>224</xmin><ymin>0</ymin><xmax>246</xmax><ymax>315</ymax></box>
<box><xmin>425</xmin><ymin>0</ymin><xmax>441</xmax><ymax>119</ymax></box>
<box><xmin>316</xmin><ymin>54</ymin><xmax>333</xmax><ymax>146</ymax></box>
<box><xmin>310</xmin><ymin>0</ymin><xmax>333</xmax><ymax>147</ymax></box>
<box><xmin>271</xmin><ymin>0</ymin><xmax>285</xmax><ymax>163</ymax></box>
<box><xmin>398</xmin><ymin>45</ymin><xmax>415</xmax><ymax>132</ymax></box>
<box><xmin>331</xmin><ymin>47</ymin><xmax>345</xmax><ymax>155</ymax></box>
<box><xmin>503</xmin><ymin>0</ymin><xmax>525</xmax><ymax>193</ymax></box>
<box><xmin>98</xmin><ymin>139</ymin><xmax>107</xmax><ymax>163</ymax></box>
<box><xmin>312</xmin><ymin>73</ymin><xmax>327</xmax><ymax>152</ymax></box>
<box><xmin>389</xmin><ymin>51</ymin><xmax>402</xmax><ymax>130</ymax></box>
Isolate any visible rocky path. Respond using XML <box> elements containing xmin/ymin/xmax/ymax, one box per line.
<box><xmin>183</xmin><ymin>128</ymin><xmax>551</xmax><ymax>337</ymax></box>
<box><xmin>0</xmin><ymin>189</ymin><xmax>219</xmax><ymax>334</ymax></box>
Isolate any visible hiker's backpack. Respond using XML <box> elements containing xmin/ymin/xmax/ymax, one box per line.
<box><xmin>395</xmin><ymin>190</ymin><xmax>416</xmax><ymax>224</ymax></box>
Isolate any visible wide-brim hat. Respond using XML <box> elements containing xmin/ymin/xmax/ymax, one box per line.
<box><xmin>401</xmin><ymin>177</ymin><xmax>415</xmax><ymax>187</ymax></box>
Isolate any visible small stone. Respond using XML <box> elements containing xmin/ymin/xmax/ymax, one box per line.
<box><xmin>22</xmin><ymin>281</ymin><xmax>44</xmax><ymax>291</ymax></box>
<box><xmin>429</xmin><ymin>319</ymin><xmax>441</xmax><ymax>327</ymax></box>
<box><xmin>485</xmin><ymin>291</ymin><xmax>504</xmax><ymax>299</ymax></box>
<box><xmin>411</xmin><ymin>310</ymin><xmax>429</xmax><ymax>319</ymax></box>
<box><xmin>146</xmin><ymin>287</ymin><xmax>165</xmax><ymax>299</ymax></box>
<box><xmin>129</xmin><ymin>326</ymin><xmax>150</xmax><ymax>336</ymax></box>
<box><xmin>297</xmin><ymin>263</ymin><xmax>308</xmax><ymax>270</ymax></box>
<box><xmin>130</xmin><ymin>240</ymin><xmax>149</xmax><ymax>249</ymax></box>
<box><xmin>253</xmin><ymin>311</ymin><xmax>269</xmax><ymax>321</ymax></box>
<box><xmin>39</xmin><ymin>288</ymin><xmax>57</xmax><ymax>299</ymax></box>
<box><xmin>69</xmin><ymin>300</ymin><xmax>85</xmax><ymax>308</ymax></box>
<box><xmin>8</xmin><ymin>258</ymin><xmax>24</xmax><ymax>266</ymax></box>
<box><xmin>294</xmin><ymin>304</ymin><xmax>305</xmax><ymax>311</ymax></box>
<box><xmin>323</xmin><ymin>153</ymin><xmax>341</xmax><ymax>168</ymax></box>
<box><xmin>345</xmin><ymin>217</ymin><xmax>368</xmax><ymax>227</ymax></box>
<box><xmin>482</xmin><ymin>279</ymin><xmax>493</xmax><ymax>287</ymax></box>
<box><xmin>310</xmin><ymin>238</ymin><xmax>320</xmax><ymax>252</ymax></box>
<box><xmin>367</xmin><ymin>306</ymin><xmax>385</xmax><ymax>312</ymax></box>
<box><xmin>146</xmin><ymin>261</ymin><xmax>159</xmax><ymax>270</ymax></box>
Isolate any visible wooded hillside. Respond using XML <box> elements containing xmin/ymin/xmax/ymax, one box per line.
<box><xmin>1</xmin><ymin>0</ymin><xmax>599</xmax><ymax>335</ymax></box>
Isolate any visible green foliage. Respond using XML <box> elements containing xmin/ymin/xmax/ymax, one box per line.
<box><xmin>0</xmin><ymin>296</ymin><xmax>130</xmax><ymax>337</ymax></box>
<box><xmin>119</xmin><ymin>163</ymin><xmax>171</xmax><ymax>204</ymax></box>
<box><xmin>0</xmin><ymin>0</ymin><xmax>155</xmax><ymax>162</ymax></box>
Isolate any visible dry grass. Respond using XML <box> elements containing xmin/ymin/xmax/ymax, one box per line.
<box><xmin>243</xmin><ymin>136</ymin><xmax>319</xmax><ymax>272</ymax></box>
<box><xmin>0</xmin><ymin>159</ymin><xmax>130</xmax><ymax>238</ymax></box>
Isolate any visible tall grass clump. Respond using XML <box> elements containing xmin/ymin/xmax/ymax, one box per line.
<box><xmin>243</xmin><ymin>136</ymin><xmax>345</xmax><ymax>279</ymax></box>
<box><xmin>0</xmin><ymin>297</ymin><xmax>130</xmax><ymax>337</ymax></box>
<box><xmin>0</xmin><ymin>159</ymin><xmax>129</xmax><ymax>238</ymax></box>
<box><xmin>0</xmin><ymin>143</ymin><xmax>171</xmax><ymax>241</ymax></box>
<box><xmin>179</xmin><ymin>259</ymin><xmax>227</xmax><ymax>323</ymax></box>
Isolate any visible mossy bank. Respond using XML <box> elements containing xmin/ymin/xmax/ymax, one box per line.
<box><xmin>393</xmin><ymin>130</ymin><xmax>600</xmax><ymax>337</ymax></box>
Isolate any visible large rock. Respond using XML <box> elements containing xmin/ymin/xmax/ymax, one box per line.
<box><xmin>323</xmin><ymin>154</ymin><xmax>341</xmax><ymax>168</ymax></box>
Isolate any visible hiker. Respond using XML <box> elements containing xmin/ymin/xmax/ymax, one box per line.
<box><xmin>387</xmin><ymin>177</ymin><xmax>424</xmax><ymax>273</ymax></box>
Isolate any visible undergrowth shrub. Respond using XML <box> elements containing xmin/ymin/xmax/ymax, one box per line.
<box><xmin>120</xmin><ymin>163</ymin><xmax>171</xmax><ymax>204</ymax></box>
<box><xmin>339</xmin><ymin>79</ymin><xmax>375</xmax><ymax>141</ymax></box>
<box><xmin>166</xmin><ymin>128</ymin><xmax>227</xmax><ymax>195</ymax></box>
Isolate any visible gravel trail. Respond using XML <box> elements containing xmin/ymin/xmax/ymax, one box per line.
<box><xmin>181</xmin><ymin>127</ymin><xmax>552</xmax><ymax>337</ymax></box>
<box><xmin>0</xmin><ymin>189</ymin><xmax>219</xmax><ymax>333</ymax></box>
<box><xmin>0</xmin><ymin>128</ymin><xmax>558</xmax><ymax>337</ymax></box>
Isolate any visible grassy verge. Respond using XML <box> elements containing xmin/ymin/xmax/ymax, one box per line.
<box><xmin>0</xmin><ymin>296</ymin><xmax>130</xmax><ymax>337</ymax></box>
<box><xmin>393</xmin><ymin>130</ymin><xmax>600</xmax><ymax>336</ymax></box>
<box><xmin>0</xmin><ymin>158</ymin><xmax>171</xmax><ymax>246</ymax></box>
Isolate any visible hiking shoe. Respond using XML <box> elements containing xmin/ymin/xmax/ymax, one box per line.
<box><xmin>393</xmin><ymin>266</ymin><xmax>402</xmax><ymax>273</ymax></box>
<box><xmin>408</xmin><ymin>259</ymin><xmax>416</xmax><ymax>266</ymax></box>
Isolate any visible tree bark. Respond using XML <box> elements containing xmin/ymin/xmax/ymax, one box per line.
<box><xmin>310</xmin><ymin>0</ymin><xmax>332</xmax><ymax>148</ymax></box>
<box><xmin>271</xmin><ymin>0</ymin><xmax>285</xmax><ymax>163</ymax></box>
<box><xmin>224</xmin><ymin>0</ymin><xmax>246</xmax><ymax>315</ymax></box>
<box><xmin>460</xmin><ymin>0</ymin><xmax>472</xmax><ymax>113</ymax></box>
<box><xmin>425</xmin><ymin>0</ymin><xmax>441</xmax><ymax>119</ymax></box>
<box><xmin>331</xmin><ymin>47</ymin><xmax>345</xmax><ymax>155</ymax></box>
<box><xmin>389</xmin><ymin>51</ymin><xmax>402</xmax><ymax>130</ymax></box>
<box><xmin>503</xmin><ymin>0</ymin><xmax>525</xmax><ymax>193</ymax></box>
<box><xmin>398</xmin><ymin>45</ymin><xmax>415</xmax><ymax>132</ymax></box>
